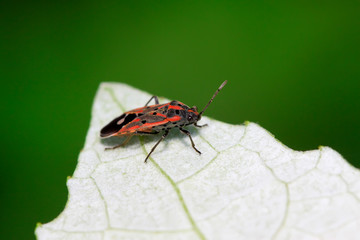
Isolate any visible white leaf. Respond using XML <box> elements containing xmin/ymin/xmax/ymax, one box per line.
<box><xmin>36</xmin><ymin>83</ymin><xmax>360</xmax><ymax>240</ymax></box>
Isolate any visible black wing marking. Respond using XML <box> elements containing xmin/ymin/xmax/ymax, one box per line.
<box><xmin>100</xmin><ymin>113</ymin><xmax>137</xmax><ymax>138</ymax></box>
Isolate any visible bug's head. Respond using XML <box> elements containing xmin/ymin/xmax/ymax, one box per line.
<box><xmin>186</xmin><ymin>106</ymin><xmax>200</xmax><ymax>124</ymax></box>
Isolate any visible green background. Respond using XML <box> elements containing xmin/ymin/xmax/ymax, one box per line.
<box><xmin>1</xmin><ymin>1</ymin><xmax>359</xmax><ymax>239</ymax></box>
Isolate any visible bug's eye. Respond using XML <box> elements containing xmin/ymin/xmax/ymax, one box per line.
<box><xmin>187</xmin><ymin>115</ymin><xmax>193</xmax><ymax>121</ymax></box>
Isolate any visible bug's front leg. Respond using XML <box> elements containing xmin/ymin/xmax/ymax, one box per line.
<box><xmin>144</xmin><ymin>130</ymin><xmax>169</xmax><ymax>163</ymax></box>
<box><xmin>105</xmin><ymin>135</ymin><xmax>133</xmax><ymax>150</ymax></box>
<box><xmin>179</xmin><ymin>127</ymin><xmax>201</xmax><ymax>154</ymax></box>
<box><xmin>194</xmin><ymin>123</ymin><xmax>208</xmax><ymax>128</ymax></box>
<box><xmin>144</xmin><ymin>95</ymin><xmax>159</xmax><ymax>106</ymax></box>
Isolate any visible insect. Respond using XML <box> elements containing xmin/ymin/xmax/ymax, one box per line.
<box><xmin>100</xmin><ymin>80</ymin><xmax>227</xmax><ymax>163</ymax></box>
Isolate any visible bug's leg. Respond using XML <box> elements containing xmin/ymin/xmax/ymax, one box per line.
<box><xmin>194</xmin><ymin>123</ymin><xmax>208</xmax><ymax>128</ymax></box>
<box><xmin>144</xmin><ymin>96</ymin><xmax>159</xmax><ymax>106</ymax></box>
<box><xmin>179</xmin><ymin>127</ymin><xmax>201</xmax><ymax>154</ymax></box>
<box><xmin>144</xmin><ymin>130</ymin><xmax>169</xmax><ymax>163</ymax></box>
<box><xmin>136</xmin><ymin>131</ymin><xmax>160</xmax><ymax>135</ymax></box>
<box><xmin>105</xmin><ymin>135</ymin><xmax>133</xmax><ymax>150</ymax></box>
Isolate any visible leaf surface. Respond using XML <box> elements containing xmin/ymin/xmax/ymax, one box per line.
<box><xmin>36</xmin><ymin>83</ymin><xmax>360</xmax><ymax>240</ymax></box>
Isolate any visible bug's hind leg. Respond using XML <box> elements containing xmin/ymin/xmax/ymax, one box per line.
<box><xmin>144</xmin><ymin>96</ymin><xmax>159</xmax><ymax>106</ymax></box>
<box><xmin>105</xmin><ymin>135</ymin><xmax>133</xmax><ymax>150</ymax></box>
<box><xmin>144</xmin><ymin>130</ymin><xmax>169</xmax><ymax>163</ymax></box>
<box><xmin>179</xmin><ymin>127</ymin><xmax>201</xmax><ymax>154</ymax></box>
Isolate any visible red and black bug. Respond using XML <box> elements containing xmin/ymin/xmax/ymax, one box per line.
<box><xmin>100</xmin><ymin>80</ymin><xmax>227</xmax><ymax>163</ymax></box>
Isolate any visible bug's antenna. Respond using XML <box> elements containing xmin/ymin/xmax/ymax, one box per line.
<box><xmin>199</xmin><ymin>80</ymin><xmax>228</xmax><ymax>117</ymax></box>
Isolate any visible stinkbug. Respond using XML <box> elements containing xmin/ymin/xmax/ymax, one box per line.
<box><xmin>100</xmin><ymin>80</ymin><xmax>227</xmax><ymax>163</ymax></box>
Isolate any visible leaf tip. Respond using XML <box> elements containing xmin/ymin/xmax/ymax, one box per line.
<box><xmin>34</xmin><ymin>222</ymin><xmax>42</xmax><ymax>234</ymax></box>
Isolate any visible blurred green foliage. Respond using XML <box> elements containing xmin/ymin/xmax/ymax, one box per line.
<box><xmin>1</xmin><ymin>1</ymin><xmax>359</xmax><ymax>239</ymax></box>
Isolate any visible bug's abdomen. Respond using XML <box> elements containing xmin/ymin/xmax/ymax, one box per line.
<box><xmin>150</xmin><ymin>119</ymin><xmax>180</xmax><ymax>131</ymax></box>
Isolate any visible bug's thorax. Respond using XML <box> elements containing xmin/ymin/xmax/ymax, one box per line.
<box><xmin>165</xmin><ymin>100</ymin><xmax>200</xmax><ymax>125</ymax></box>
